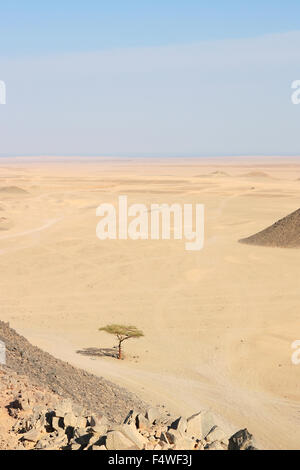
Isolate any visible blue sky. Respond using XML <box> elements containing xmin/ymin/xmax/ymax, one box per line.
<box><xmin>1</xmin><ymin>1</ymin><xmax>300</xmax><ymax>55</ymax></box>
<box><xmin>0</xmin><ymin>1</ymin><xmax>300</xmax><ymax>156</ymax></box>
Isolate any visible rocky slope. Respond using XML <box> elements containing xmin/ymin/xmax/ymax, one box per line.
<box><xmin>0</xmin><ymin>321</ymin><xmax>145</xmax><ymax>422</ymax></box>
<box><xmin>239</xmin><ymin>208</ymin><xmax>300</xmax><ymax>248</ymax></box>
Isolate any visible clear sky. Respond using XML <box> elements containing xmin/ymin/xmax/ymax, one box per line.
<box><xmin>0</xmin><ymin>1</ymin><xmax>300</xmax><ymax>156</ymax></box>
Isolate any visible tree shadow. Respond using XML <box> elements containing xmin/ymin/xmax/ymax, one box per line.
<box><xmin>76</xmin><ymin>347</ymin><xmax>118</xmax><ymax>359</ymax></box>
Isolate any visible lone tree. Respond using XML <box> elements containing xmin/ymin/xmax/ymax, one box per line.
<box><xmin>99</xmin><ymin>324</ymin><xmax>144</xmax><ymax>360</ymax></box>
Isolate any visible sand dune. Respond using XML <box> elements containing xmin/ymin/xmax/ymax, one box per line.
<box><xmin>240</xmin><ymin>171</ymin><xmax>270</xmax><ymax>178</ymax></box>
<box><xmin>195</xmin><ymin>171</ymin><xmax>230</xmax><ymax>178</ymax></box>
<box><xmin>0</xmin><ymin>186</ymin><xmax>28</xmax><ymax>195</ymax></box>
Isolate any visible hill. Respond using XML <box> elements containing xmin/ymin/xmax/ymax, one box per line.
<box><xmin>239</xmin><ymin>208</ymin><xmax>300</xmax><ymax>247</ymax></box>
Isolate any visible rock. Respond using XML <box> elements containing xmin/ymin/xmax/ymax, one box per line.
<box><xmin>186</xmin><ymin>411</ymin><xmax>216</xmax><ymax>440</ymax></box>
<box><xmin>119</xmin><ymin>424</ymin><xmax>147</xmax><ymax>449</ymax></box>
<box><xmin>51</xmin><ymin>433</ymin><xmax>68</xmax><ymax>449</ymax></box>
<box><xmin>51</xmin><ymin>416</ymin><xmax>64</xmax><ymax>431</ymax></box>
<box><xmin>159</xmin><ymin>431</ymin><xmax>169</xmax><ymax>444</ymax></box>
<box><xmin>70</xmin><ymin>443</ymin><xmax>82</xmax><ymax>450</ymax></box>
<box><xmin>228</xmin><ymin>429</ymin><xmax>253</xmax><ymax>450</ymax></box>
<box><xmin>35</xmin><ymin>414</ymin><xmax>47</xmax><ymax>430</ymax></box>
<box><xmin>63</xmin><ymin>412</ymin><xmax>78</xmax><ymax>428</ymax></box>
<box><xmin>54</xmin><ymin>400</ymin><xmax>73</xmax><ymax>418</ymax></box>
<box><xmin>201</xmin><ymin>411</ymin><xmax>216</xmax><ymax>438</ymax></box>
<box><xmin>35</xmin><ymin>439</ymin><xmax>49</xmax><ymax>450</ymax></box>
<box><xmin>136</xmin><ymin>414</ymin><xmax>150</xmax><ymax>431</ymax></box>
<box><xmin>205</xmin><ymin>426</ymin><xmax>227</xmax><ymax>445</ymax></box>
<box><xmin>186</xmin><ymin>412</ymin><xmax>203</xmax><ymax>440</ymax></box>
<box><xmin>145</xmin><ymin>442</ymin><xmax>155</xmax><ymax>450</ymax></box>
<box><xmin>166</xmin><ymin>430</ymin><xmax>181</xmax><ymax>445</ymax></box>
<box><xmin>195</xmin><ymin>441</ymin><xmax>205</xmax><ymax>450</ymax></box>
<box><xmin>89</xmin><ymin>414</ymin><xmax>108</xmax><ymax>435</ymax></box>
<box><xmin>166</xmin><ymin>429</ymin><xmax>197</xmax><ymax>450</ymax></box>
<box><xmin>76</xmin><ymin>417</ymin><xmax>87</xmax><ymax>429</ymax></box>
<box><xmin>173</xmin><ymin>436</ymin><xmax>195</xmax><ymax>450</ymax></box>
<box><xmin>123</xmin><ymin>410</ymin><xmax>138</xmax><ymax>426</ymax></box>
<box><xmin>145</xmin><ymin>407</ymin><xmax>160</xmax><ymax>424</ymax></box>
<box><xmin>106</xmin><ymin>431</ymin><xmax>138</xmax><ymax>450</ymax></box>
<box><xmin>170</xmin><ymin>416</ymin><xmax>187</xmax><ymax>434</ymax></box>
<box><xmin>21</xmin><ymin>428</ymin><xmax>43</xmax><ymax>442</ymax></box>
<box><xmin>72</xmin><ymin>430</ymin><xmax>93</xmax><ymax>449</ymax></box>
<box><xmin>153</xmin><ymin>443</ymin><xmax>162</xmax><ymax>450</ymax></box>
<box><xmin>73</xmin><ymin>427</ymin><xmax>89</xmax><ymax>439</ymax></box>
<box><xmin>91</xmin><ymin>445</ymin><xmax>106</xmax><ymax>450</ymax></box>
<box><xmin>159</xmin><ymin>442</ymin><xmax>170</xmax><ymax>450</ymax></box>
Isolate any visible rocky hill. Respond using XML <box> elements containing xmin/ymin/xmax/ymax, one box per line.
<box><xmin>239</xmin><ymin>208</ymin><xmax>300</xmax><ymax>248</ymax></box>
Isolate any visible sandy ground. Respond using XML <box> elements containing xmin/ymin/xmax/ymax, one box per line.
<box><xmin>1</xmin><ymin>155</ymin><xmax>300</xmax><ymax>449</ymax></box>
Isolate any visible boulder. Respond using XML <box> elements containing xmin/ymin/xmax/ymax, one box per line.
<box><xmin>145</xmin><ymin>407</ymin><xmax>160</xmax><ymax>424</ymax></box>
<box><xmin>136</xmin><ymin>414</ymin><xmax>150</xmax><ymax>431</ymax></box>
<box><xmin>119</xmin><ymin>424</ymin><xmax>147</xmax><ymax>449</ymax></box>
<box><xmin>63</xmin><ymin>412</ymin><xmax>78</xmax><ymax>428</ymax></box>
<box><xmin>186</xmin><ymin>412</ymin><xmax>203</xmax><ymax>440</ymax></box>
<box><xmin>89</xmin><ymin>414</ymin><xmax>108</xmax><ymax>435</ymax></box>
<box><xmin>187</xmin><ymin>410</ymin><xmax>216</xmax><ymax>440</ymax></box>
<box><xmin>228</xmin><ymin>428</ymin><xmax>253</xmax><ymax>450</ymax></box>
<box><xmin>170</xmin><ymin>416</ymin><xmax>187</xmax><ymax>434</ymax></box>
<box><xmin>21</xmin><ymin>428</ymin><xmax>43</xmax><ymax>442</ymax></box>
<box><xmin>159</xmin><ymin>431</ymin><xmax>169</xmax><ymax>444</ymax></box>
<box><xmin>166</xmin><ymin>430</ymin><xmax>181</xmax><ymax>445</ymax></box>
<box><xmin>51</xmin><ymin>416</ymin><xmax>64</xmax><ymax>431</ymax></box>
<box><xmin>105</xmin><ymin>431</ymin><xmax>138</xmax><ymax>450</ymax></box>
<box><xmin>205</xmin><ymin>426</ymin><xmax>227</xmax><ymax>445</ymax></box>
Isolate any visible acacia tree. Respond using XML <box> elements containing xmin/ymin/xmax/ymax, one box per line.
<box><xmin>99</xmin><ymin>324</ymin><xmax>144</xmax><ymax>360</ymax></box>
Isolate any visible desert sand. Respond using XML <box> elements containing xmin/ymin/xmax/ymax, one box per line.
<box><xmin>0</xmin><ymin>155</ymin><xmax>300</xmax><ymax>449</ymax></box>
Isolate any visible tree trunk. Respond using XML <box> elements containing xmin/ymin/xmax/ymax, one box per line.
<box><xmin>118</xmin><ymin>341</ymin><xmax>122</xmax><ymax>360</ymax></box>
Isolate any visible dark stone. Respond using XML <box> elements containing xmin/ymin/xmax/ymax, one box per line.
<box><xmin>228</xmin><ymin>428</ymin><xmax>254</xmax><ymax>450</ymax></box>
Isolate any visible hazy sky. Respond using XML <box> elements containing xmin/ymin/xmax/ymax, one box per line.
<box><xmin>0</xmin><ymin>1</ymin><xmax>300</xmax><ymax>156</ymax></box>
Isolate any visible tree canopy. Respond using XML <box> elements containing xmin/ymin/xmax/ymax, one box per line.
<box><xmin>99</xmin><ymin>324</ymin><xmax>144</xmax><ymax>339</ymax></box>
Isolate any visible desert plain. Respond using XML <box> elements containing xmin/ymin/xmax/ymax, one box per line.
<box><xmin>0</xmin><ymin>155</ymin><xmax>299</xmax><ymax>449</ymax></box>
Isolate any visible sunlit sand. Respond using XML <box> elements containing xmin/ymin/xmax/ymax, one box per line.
<box><xmin>1</xmin><ymin>155</ymin><xmax>300</xmax><ymax>449</ymax></box>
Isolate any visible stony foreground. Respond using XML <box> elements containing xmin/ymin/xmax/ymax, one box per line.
<box><xmin>0</xmin><ymin>366</ymin><xmax>256</xmax><ymax>451</ymax></box>
<box><xmin>0</xmin><ymin>321</ymin><xmax>257</xmax><ymax>450</ymax></box>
